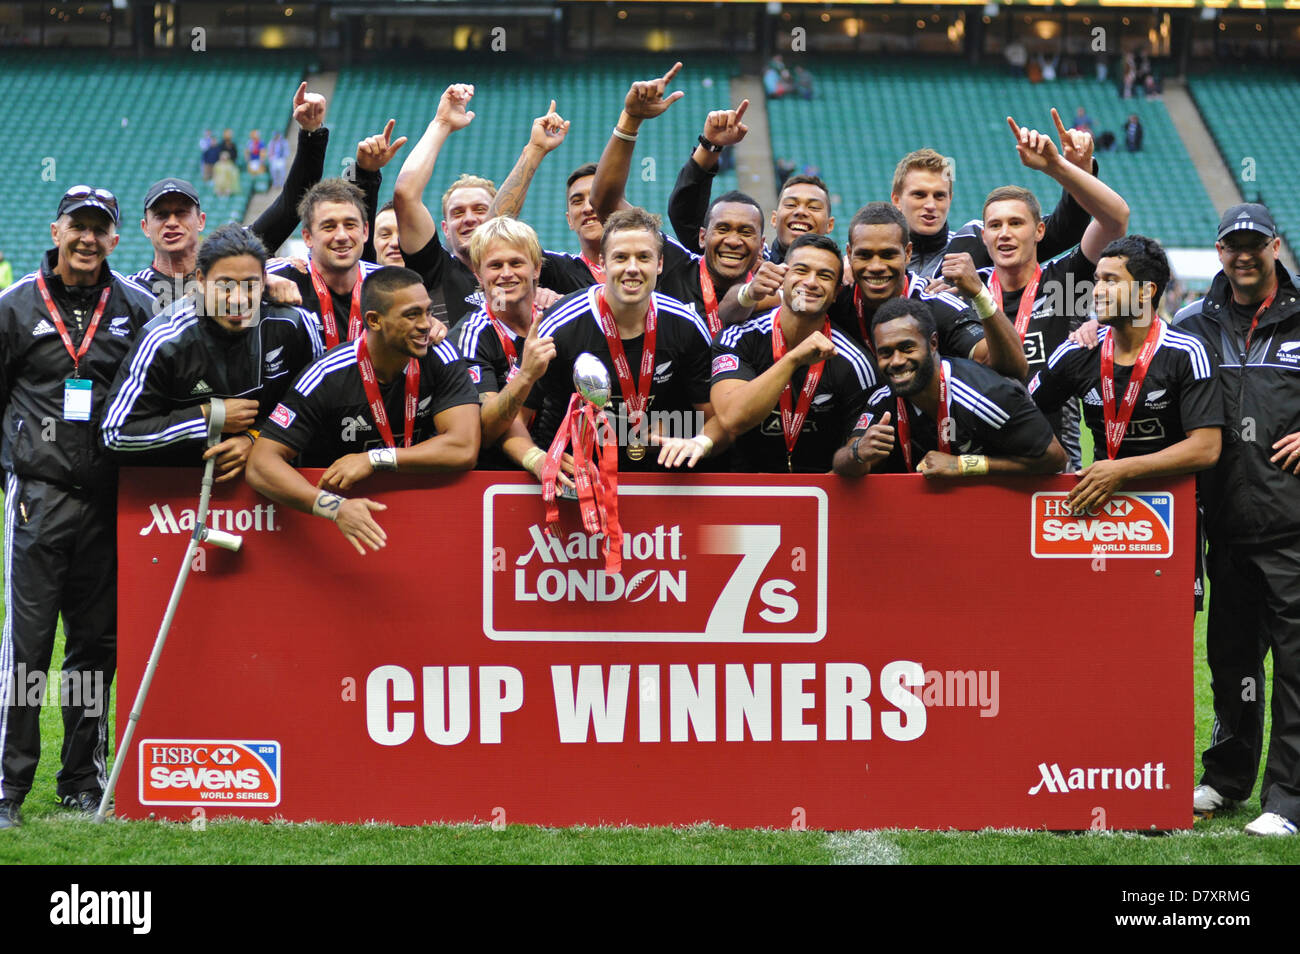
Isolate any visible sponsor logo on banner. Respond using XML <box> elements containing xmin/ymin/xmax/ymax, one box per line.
<box><xmin>139</xmin><ymin>740</ymin><xmax>281</xmax><ymax>806</ymax></box>
<box><xmin>711</xmin><ymin>354</ymin><xmax>739</xmax><ymax>376</ymax></box>
<box><xmin>484</xmin><ymin>485</ymin><xmax>827</xmax><ymax>642</ymax></box>
<box><xmin>1030</xmin><ymin>492</ymin><xmax>1173</xmax><ymax>558</ymax></box>
<box><xmin>1028</xmin><ymin>760</ymin><xmax>1167</xmax><ymax>795</ymax></box>
<box><xmin>139</xmin><ymin>503</ymin><xmax>279</xmax><ymax>535</ymax></box>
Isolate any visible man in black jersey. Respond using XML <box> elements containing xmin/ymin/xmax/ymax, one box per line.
<box><xmin>891</xmin><ymin>109</ymin><xmax>1095</xmax><ymax>281</ymax></box>
<box><xmin>103</xmin><ymin>225</ymin><xmax>325</xmax><ymax>481</ymax></box>
<box><xmin>133</xmin><ymin>82</ymin><xmax>332</xmax><ymax>305</ymax></box>
<box><xmin>826</xmin><ymin>202</ymin><xmax>1026</xmax><ymax>381</ymax></box>
<box><xmin>588</xmin><ymin>65</ymin><xmax>766</xmax><ymax>336</ymax></box>
<box><xmin>455</xmin><ymin>216</ymin><xmax>559</xmax><ymax>478</ymax></box>
<box><xmin>528</xmin><ymin>209</ymin><xmax>714</xmax><ymax>471</ymax></box>
<box><xmin>248</xmin><ymin>267</ymin><xmax>479</xmax><ymax>553</ymax></box>
<box><xmin>1028</xmin><ymin>235</ymin><xmax>1222</xmax><ymax>512</ymax></box>
<box><xmin>268</xmin><ymin>180</ymin><xmax>383</xmax><ymax>351</ymax></box>
<box><xmin>704</xmin><ymin>234</ymin><xmax>876</xmax><ymax>474</ymax></box>
<box><xmin>838</xmin><ymin>298</ymin><xmax>1064</xmax><ymax>478</ymax></box>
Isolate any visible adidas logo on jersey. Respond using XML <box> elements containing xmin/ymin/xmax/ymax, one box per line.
<box><xmin>1083</xmin><ymin>388</ymin><xmax>1102</xmax><ymax>406</ymax></box>
<box><xmin>191</xmin><ymin>379</ymin><xmax>213</xmax><ymax>395</ymax></box>
<box><xmin>32</xmin><ymin>319</ymin><xmax>56</xmax><ymax>336</ymax></box>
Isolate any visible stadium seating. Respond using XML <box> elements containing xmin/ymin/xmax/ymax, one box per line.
<box><xmin>766</xmin><ymin>58</ymin><xmax>1217</xmax><ymax>252</ymax></box>
<box><xmin>323</xmin><ymin>55</ymin><xmax>740</xmax><ymax>256</ymax></box>
<box><xmin>0</xmin><ymin>51</ymin><xmax>306</xmax><ymax>278</ymax></box>
<box><xmin>1189</xmin><ymin>68</ymin><xmax>1300</xmax><ymax>253</ymax></box>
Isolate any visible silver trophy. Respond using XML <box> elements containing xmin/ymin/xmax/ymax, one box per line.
<box><xmin>573</xmin><ymin>352</ymin><xmax>611</xmax><ymax>408</ymax></box>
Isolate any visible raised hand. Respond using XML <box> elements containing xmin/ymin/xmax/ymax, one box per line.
<box><xmin>519</xmin><ymin>310</ymin><xmax>557</xmax><ymax>384</ymax></box>
<box><xmin>702</xmin><ymin>99</ymin><xmax>750</xmax><ymax>147</ymax></box>
<box><xmin>1007</xmin><ymin>116</ymin><xmax>1061</xmax><ymax>172</ymax></box>
<box><xmin>939</xmin><ymin>252</ymin><xmax>985</xmax><ymax>300</ymax></box>
<box><xmin>788</xmin><ymin>330</ymin><xmax>835</xmax><ymax>367</ymax></box>
<box><xmin>434</xmin><ymin>84</ymin><xmax>476</xmax><ymax>132</ymax></box>
<box><xmin>1051</xmin><ymin>107</ymin><xmax>1095</xmax><ymax>172</ymax></box>
<box><xmin>529</xmin><ymin>100</ymin><xmax>571</xmax><ymax>154</ymax></box>
<box><xmin>624</xmin><ymin>62</ymin><xmax>685</xmax><ymax>121</ymax></box>
<box><xmin>292</xmin><ymin>82</ymin><xmax>327</xmax><ymax>132</ymax></box>
<box><xmin>356</xmin><ymin>119</ymin><xmax>409</xmax><ymax>173</ymax></box>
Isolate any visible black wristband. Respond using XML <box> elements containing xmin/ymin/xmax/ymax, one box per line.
<box><xmin>697</xmin><ymin>135</ymin><xmax>724</xmax><ymax>154</ymax></box>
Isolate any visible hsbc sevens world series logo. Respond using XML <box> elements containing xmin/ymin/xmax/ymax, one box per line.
<box><xmin>1031</xmin><ymin>492</ymin><xmax>1173</xmax><ymax>558</ymax></box>
<box><xmin>139</xmin><ymin>739</ymin><xmax>281</xmax><ymax>806</ymax></box>
<box><xmin>483</xmin><ymin>485</ymin><xmax>827</xmax><ymax>641</ymax></box>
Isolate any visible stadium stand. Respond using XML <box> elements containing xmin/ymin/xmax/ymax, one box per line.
<box><xmin>320</xmin><ymin>56</ymin><xmax>740</xmax><ymax>255</ymax></box>
<box><xmin>0</xmin><ymin>51</ymin><xmax>306</xmax><ymax>276</ymax></box>
<box><xmin>1189</xmin><ymin>68</ymin><xmax>1300</xmax><ymax>254</ymax></box>
<box><xmin>765</xmin><ymin>58</ymin><xmax>1218</xmax><ymax>252</ymax></box>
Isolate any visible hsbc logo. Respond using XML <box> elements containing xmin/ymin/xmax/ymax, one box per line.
<box><xmin>484</xmin><ymin>484</ymin><xmax>827</xmax><ymax>642</ymax></box>
<box><xmin>1031</xmin><ymin>492</ymin><xmax>1173</xmax><ymax>558</ymax></box>
<box><xmin>140</xmin><ymin>739</ymin><xmax>282</xmax><ymax>806</ymax></box>
<box><xmin>1028</xmin><ymin>760</ymin><xmax>1167</xmax><ymax>795</ymax></box>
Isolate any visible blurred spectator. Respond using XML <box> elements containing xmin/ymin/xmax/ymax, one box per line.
<box><xmin>1004</xmin><ymin>41</ymin><xmax>1028</xmax><ymax>77</ymax></box>
<box><xmin>764</xmin><ymin>55</ymin><xmax>793</xmax><ymax>98</ymax></box>
<box><xmin>201</xmin><ymin>129</ymin><xmax>221</xmax><ymax>181</ymax></box>
<box><xmin>1073</xmin><ymin>106</ymin><xmax>1094</xmax><ymax>133</ymax></box>
<box><xmin>269</xmin><ymin>131</ymin><xmax>290</xmax><ymax>188</ymax></box>
<box><xmin>1097</xmin><ymin>130</ymin><xmax>1117</xmax><ymax>152</ymax></box>
<box><xmin>794</xmin><ymin>66</ymin><xmax>814</xmax><ymax>101</ymax></box>
<box><xmin>1122</xmin><ymin>53</ymin><xmax>1138</xmax><ymax>99</ymax></box>
<box><xmin>213</xmin><ymin>147</ymin><xmax>241</xmax><ymax>197</ymax></box>
<box><xmin>1124</xmin><ymin>114</ymin><xmax>1144</xmax><ymax>152</ymax></box>
<box><xmin>1038</xmin><ymin>54</ymin><xmax>1058</xmax><ymax>82</ymax></box>
<box><xmin>246</xmin><ymin>129</ymin><xmax>266</xmax><ymax>176</ymax></box>
<box><xmin>0</xmin><ymin>249</ymin><xmax>12</xmax><ymax>291</ymax></box>
<box><xmin>1095</xmin><ymin>54</ymin><xmax>1109</xmax><ymax>83</ymax></box>
<box><xmin>219</xmin><ymin>128</ymin><xmax>238</xmax><ymax>164</ymax></box>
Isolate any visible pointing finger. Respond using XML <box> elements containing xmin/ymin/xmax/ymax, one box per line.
<box><xmin>294</xmin><ymin>81</ymin><xmax>307</xmax><ymax>105</ymax></box>
<box><xmin>1051</xmin><ymin>107</ymin><xmax>1068</xmax><ymax>138</ymax></box>
<box><xmin>662</xmin><ymin>61</ymin><xmax>683</xmax><ymax>84</ymax></box>
<box><xmin>382</xmin><ymin>118</ymin><xmax>396</xmax><ymax>141</ymax></box>
<box><xmin>735</xmin><ymin>99</ymin><xmax>749</xmax><ymax>122</ymax></box>
<box><xmin>1006</xmin><ymin>116</ymin><xmax>1022</xmax><ymax>139</ymax></box>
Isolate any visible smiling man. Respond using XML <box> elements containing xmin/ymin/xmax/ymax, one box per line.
<box><xmin>1169</xmin><ymin>203</ymin><xmax>1300</xmax><ymax>837</ymax></box>
<box><xmin>706</xmin><ymin>234</ymin><xmax>876</xmax><ymax>474</ymax></box>
<box><xmin>0</xmin><ymin>187</ymin><xmax>155</xmax><ymax>827</ymax></box>
<box><xmin>837</xmin><ymin>297</ymin><xmax>1064</xmax><ymax>478</ymax></box>
<box><xmin>102</xmin><ymin>224</ymin><xmax>324</xmax><ymax>477</ymax></box>
<box><xmin>247</xmin><ymin>266</ymin><xmax>480</xmax><ymax>554</ymax></box>
<box><xmin>269</xmin><ymin>179</ymin><xmax>382</xmax><ymax>350</ymax></box>
<box><xmin>528</xmin><ymin>208</ymin><xmax>714</xmax><ymax>471</ymax></box>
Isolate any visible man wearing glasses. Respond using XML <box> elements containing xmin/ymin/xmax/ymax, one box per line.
<box><xmin>1175</xmin><ymin>204</ymin><xmax>1300</xmax><ymax>837</ymax></box>
<box><xmin>0</xmin><ymin>187</ymin><xmax>155</xmax><ymax>827</ymax></box>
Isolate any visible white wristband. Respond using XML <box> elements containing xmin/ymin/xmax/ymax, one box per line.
<box><xmin>521</xmin><ymin>446</ymin><xmax>546</xmax><ymax>475</ymax></box>
<box><xmin>736</xmin><ymin>282</ymin><xmax>755</xmax><ymax>309</ymax></box>
<box><xmin>313</xmin><ymin>491</ymin><xmax>344</xmax><ymax>521</ymax></box>
<box><xmin>368</xmin><ymin>447</ymin><xmax>398</xmax><ymax>471</ymax></box>
<box><xmin>691</xmin><ymin>434</ymin><xmax>714</xmax><ymax>456</ymax></box>
<box><xmin>972</xmin><ymin>286</ymin><xmax>997</xmax><ymax>321</ymax></box>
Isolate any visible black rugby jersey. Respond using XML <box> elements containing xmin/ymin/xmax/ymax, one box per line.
<box><xmin>827</xmin><ymin>273</ymin><xmax>985</xmax><ymax>361</ymax></box>
<box><xmin>712</xmin><ymin>309</ymin><xmax>876</xmax><ymax>473</ymax></box>
<box><xmin>1029</xmin><ymin>320</ymin><xmax>1223</xmax><ymax>458</ymax></box>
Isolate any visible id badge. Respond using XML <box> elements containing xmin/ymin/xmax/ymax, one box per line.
<box><xmin>63</xmin><ymin>378</ymin><xmax>93</xmax><ymax>422</ymax></box>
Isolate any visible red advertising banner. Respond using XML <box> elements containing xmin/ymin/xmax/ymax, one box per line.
<box><xmin>117</xmin><ymin>470</ymin><xmax>1193</xmax><ymax>830</ymax></box>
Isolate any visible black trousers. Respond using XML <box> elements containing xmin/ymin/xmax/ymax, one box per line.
<box><xmin>1201</xmin><ymin>535</ymin><xmax>1300</xmax><ymax>822</ymax></box>
<box><xmin>0</xmin><ymin>473</ymin><xmax>115</xmax><ymax>803</ymax></box>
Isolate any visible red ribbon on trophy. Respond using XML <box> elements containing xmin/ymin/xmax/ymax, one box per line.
<box><xmin>540</xmin><ymin>352</ymin><xmax>623</xmax><ymax>573</ymax></box>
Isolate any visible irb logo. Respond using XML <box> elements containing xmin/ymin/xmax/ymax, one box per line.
<box><xmin>1030</xmin><ymin>492</ymin><xmax>1173</xmax><ymax>558</ymax></box>
<box><xmin>485</xmin><ymin>484</ymin><xmax>826</xmax><ymax>642</ymax></box>
<box><xmin>139</xmin><ymin>740</ymin><xmax>281</xmax><ymax>806</ymax></box>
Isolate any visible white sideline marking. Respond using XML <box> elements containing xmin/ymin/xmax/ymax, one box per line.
<box><xmin>828</xmin><ymin>830</ymin><xmax>901</xmax><ymax>865</ymax></box>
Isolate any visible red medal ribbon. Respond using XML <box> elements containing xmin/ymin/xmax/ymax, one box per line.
<box><xmin>540</xmin><ymin>394</ymin><xmax>623</xmax><ymax>573</ymax></box>
<box><xmin>1100</xmin><ymin>319</ymin><xmax>1163</xmax><ymax>460</ymax></box>
<box><xmin>35</xmin><ymin>273</ymin><xmax>111</xmax><ymax>377</ymax></box>
<box><xmin>310</xmin><ymin>265</ymin><xmax>363</xmax><ymax>349</ymax></box>
<box><xmin>1243</xmin><ymin>287</ymin><xmax>1279</xmax><ymax>352</ymax></box>
<box><xmin>484</xmin><ymin>302</ymin><xmax>538</xmax><ymax>383</ymax></box>
<box><xmin>772</xmin><ymin>315</ymin><xmax>832</xmax><ymax>471</ymax></box>
<box><xmin>698</xmin><ymin>258</ymin><xmax>753</xmax><ymax>338</ymax></box>
<box><xmin>895</xmin><ymin>359</ymin><xmax>951</xmax><ymax>472</ymax></box>
<box><xmin>355</xmin><ymin>336</ymin><xmax>419</xmax><ymax>449</ymax></box>
<box><xmin>595</xmin><ymin>289</ymin><xmax>657</xmax><ymax>446</ymax></box>
<box><xmin>852</xmin><ymin>274</ymin><xmax>911</xmax><ymax>356</ymax></box>
<box><xmin>988</xmin><ymin>265</ymin><xmax>1042</xmax><ymax>342</ymax></box>
<box><xmin>580</xmin><ymin>254</ymin><xmax>605</xmax><ymax>284</ymax></box>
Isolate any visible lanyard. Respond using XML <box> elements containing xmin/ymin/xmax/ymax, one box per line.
<box><xmin>698</xmin><ymin>258</ymin><xmax>753</xmax><ymax>338</ymax></box>
<box><xmin>1243</xmin><ymin>288</ymin><xmax>1278</xmax><ymax>352</ymax></box>
<box><xmin>355</xmin><ymin>336</ymin><xmax>419</xmax><ymax>449</ymax></box>
<box><xmin>852</xmin><ymin>273</ymin><xmax>911</xmax><ymax>355</ymax></box>
<box><xmin>580</xmin><ymin>254</ymin><xmax>605</xmax><ymax>284</ymax></box>
<box><xmin>311</xmin><ymin>266</ymin><xmax>363</xmax><ymax>349</ymax></box>
<box><xmin>1100</xmin><ymin>320</ymin><xmax>1162</xmax><ymax>460</ymax></box>
<box><xmin>772</xmin><ymin>315</ymin><xmax>832</xmax><ymax>472</ymax></box>
<box><xmin>988</xmin><ymin>265</ymin><xmax>1042</xmax><ymax>342</ymax></box>
<box><xmin>484</xmin><ymin>302</ymin><xmax>538</xmax><ymax>383</ymax></box>
<box><xmin>895</xmin><ymin>360</ymin><xmax>951</xmax><ymax>472</ymax></box>
<box><xmin>35</xmin><ymin>273</ymin><xmax>110</xmax><ymax>378</ymax></box>
<box><xmin>595</xmin><ymin>289</ymin><xmax>657</xmax><ymax>431</ymax></box>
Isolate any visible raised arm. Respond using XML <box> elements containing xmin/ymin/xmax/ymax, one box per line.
<box><xmin>667</xmin><ymin>99</ymin><xmax>750</xmax><ymax>252</ymax></box>
<box><xmin>591</xmin><ymin>62</ymin><xmax>684</xmax><ymax>222</ymax></box>
<box><xmin>353</xmin><ymin>118</ymin><xmax>409</xmax><ymax>262</ymax></box>
<box><xmin>488</xmin><ymin>101</ymin><xmax>571</xmax><ymax>221</ymax></box>
<box><xmin>393</xmin><ymin>84</ymin><xmax>475</xmax><ymax>255</ymax></box>
<box><xmin>251</xmin><ymin>82</ymin><xmax>329</xmax><ymax>251</ymax></box>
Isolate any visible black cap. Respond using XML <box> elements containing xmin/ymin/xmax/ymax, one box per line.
<box><xmin>57</xmin><ymin>186</ymin><xmax>120</xmax><ymax>225</ymax></box>
<box><xmin>1217</xmin><ymin>203</ymin><xmax>1277</xmax><ymax>242</ymax></box>
<box><xmin>143</xmin><ymin>178</ymin><xmax>201</xmax><ymax>214</ymax></box>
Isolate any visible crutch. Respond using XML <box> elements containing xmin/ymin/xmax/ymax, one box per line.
<box><xmin>95</xmin><ymin>401</ymin><xmax>245</xmax><ymax>823</ymax></box>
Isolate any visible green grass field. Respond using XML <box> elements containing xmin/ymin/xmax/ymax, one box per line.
<box><xmin>2</xmin><ymin>443</ymin><xmax>1298</xmax><ymax>864</ymax></box>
